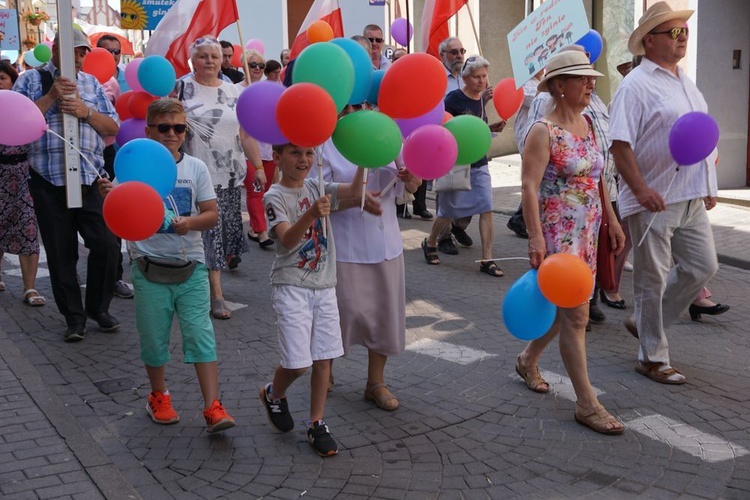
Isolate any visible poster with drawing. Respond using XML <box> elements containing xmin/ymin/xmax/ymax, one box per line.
<box><xmin>0</xmin><ymin>10</ymin><xmax>20</xmax><ymax>51</ymax></box>
<box><xmin>506</xmin><ymin>0</ymin><xmax>590</xmax><ymax>88</ymax></box>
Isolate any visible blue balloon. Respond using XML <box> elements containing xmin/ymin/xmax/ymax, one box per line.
<box><xmin>114</xmin><ymin>139</ymin><xmax>177</xmax><ymax>197</ymax></box>
<box><xmin>502</xmin><ymin>270</ymin><xmax>556</xmax><ymax>341</ymax></box>
<box><xmin>575</xmin><ymin>29</ymin><xmax>603</xmax><ymax>64</ymax></box>
<box><xmin>367</xmin><ymin>69</ymin><xmax>385</xmax><ymax>105</ymax></box>
<box><xmin>137</xmin><ymin>55</ymin><xmax>176</xmax><ymax>97</ymax></box>
<box><xmin>330</xmin><ymin>37</ymin><xmax>374</xmax><ymax>105</ymax></box>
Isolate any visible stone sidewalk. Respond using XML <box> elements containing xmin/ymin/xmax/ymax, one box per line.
<box><xmin>0</xmin><ymin>159</ymin><xmax>749</xmax><ymax>499</ymax></box>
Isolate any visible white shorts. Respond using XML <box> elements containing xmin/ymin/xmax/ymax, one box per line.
<box><xmin>271</xmin><ymin>285</ymin><xmax>344</xmax><ymax>369</ymax></box>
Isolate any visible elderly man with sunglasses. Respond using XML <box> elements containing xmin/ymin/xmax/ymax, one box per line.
<box><xmin>609</xmin><ymin>2</ymin><xmax>718</xmax><ymax>385</ymax></box>
<box><xmin>363</xmin><ymin>24</ymin><xmax>391</xmax><ymax>71</ymax></box>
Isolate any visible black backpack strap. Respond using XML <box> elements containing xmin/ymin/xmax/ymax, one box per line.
<box><xmin>37</xmin><ymin>69</ymin><xmax>54</xmax><ymax>97</ymax></box>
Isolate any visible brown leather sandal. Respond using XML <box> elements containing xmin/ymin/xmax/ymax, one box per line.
<box><xmin>364</xmin><ymin>383</ymin><xmax>399</xmax><ymax>411</ymax></box>
<box><xmin>515</xmin><ymin>356</ymin><xmax>550</xmax><ymax>393</ymax></box>
<box><xmin>574</xmin><ymin>402</ymin><xmax>625</xmax><ymax>435</ymax></box>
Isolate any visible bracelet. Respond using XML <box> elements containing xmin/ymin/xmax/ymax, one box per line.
<box><xmin>83</xmin><ymin>108</ymin><xmax>91</xmax><ymax>123</ymax></box>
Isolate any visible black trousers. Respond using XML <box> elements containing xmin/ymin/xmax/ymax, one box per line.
<box><xmin>29</xmin><ymin>172</ymin><xmax>119</xmax><ymax>327</ymax></box>
<box><xmin>103</xmin><ymin>144</ymin><xmax>124</xmax><ymax>281</ymax></box>
<box><xmin>412</xmin><ymin>182</ymin><xmax>428</xmax><ymax>214</ymax></box>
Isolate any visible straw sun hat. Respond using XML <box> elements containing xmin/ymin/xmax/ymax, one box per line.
<box><xmin>627</xmin><ymin>1</ymin><xmax>693</xmax><ymax>56</ymax></box>
<box><xmin>537</xmin><ymin>51</ymin><xmax>603</xmax><ymax>92</ymax></box>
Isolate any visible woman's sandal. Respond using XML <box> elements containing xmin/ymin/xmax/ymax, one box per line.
<box><xmin>515</xmin><ymin>356</ymin><xmax>550</xmax><ymax>393</ymax></box>
<box><xmin>211</xmin><ymin>298</ymin><xmax>232</xmax><ymax>320</ymax></box>
<box><xmin>22</xmin><ymin>289</ymin><xmax>46</xmax><ymax>307</ymax></box>
<box><xmin>226</xmin><ymin>255</ymin><xmax>241</xmax><ymax>270</ymax></box>
<box><xmin>479</xmin><ymin>260</ymin><xmax>504</xmax><ymax>277</ymax></box>
<box><xmin>574</xmin><ymin>402</ymin><xmax>625</xmax><ymax>435</ymax></box>
<box><xmin>421</xmin><ymin>239</ymin><xmax>440</xmax><ymax>265</ymax></box>
<box><xmin>364</xmin><ymin>383</ymin><xmax>399</xmax><ymax>411</ymax></box>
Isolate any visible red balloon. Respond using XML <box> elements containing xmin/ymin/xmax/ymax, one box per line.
<box><xmin>493</xmin><ymin>78</ymin><xmax>525</xmax><ymax>120</ymax></box>
<box><xmin>441</xmin><ymin>111</ymin><xmax>452</xmax><ymax>124</ymax></box>
<box><xmin>82</xmin><ymin>47</ymin><xmax>117</xmax><ymax>85</ymax></box>
<box><xmin>276</xmin><ymin>83</ymin><xmax>337</xmax><ymax>147</ymax></box>
<box><xmin>103</xmin><ymin>181</ymin><xmax>165</xmax><ymax>241</ymax></box>
<box><xmin>537</xmin><ymin>254</ymin><xmax>594</xmax><ymax>308</ymax></box>
<box><xmin>231</xmin><ymin>44</ymin><xmax>242</xmax><ymax>69</ymax></box>
<box><xmin>115</xmin><ymin>90</ymin><xmax>134</xmax><ymax>121</ymax></box>
<box><xmin>378</xmin><ymin>53</ymin><xmax>447</xmax><ymax>119</ymax></box>
<box><xmin>128</xmin><ymin>91</ymin><xmax>157</xmax><ymax>120</ymax></box>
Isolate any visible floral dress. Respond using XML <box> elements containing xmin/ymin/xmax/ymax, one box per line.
<box><xmin>0</xmin><ymin>144</ymin><xmax>39</xmax><ymax>256</ymax></box>
<box><xmin>537</xmin><ymin>120</ymin><xmax>603</xmax><ymax>274</ymax></box>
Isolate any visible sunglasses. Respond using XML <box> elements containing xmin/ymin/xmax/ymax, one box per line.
<box><xmin>249</xmin><ymin>62</ymin><xmax>265</xmax><ymax>69</ymax></box>
<box><xmin>649</xmin><ymin>27</ymin><xmax>688</xmax><ymax>39</ymax></box>
<box><xmin>447</xmin><ymin>48</ymin><xmax>467</xmax><ymax>56</ymax></box>
<box><xmin>104</xmin><ymin>48</ymin><xmax>121</xmax><ymax>55</ymax></box>
<box><xmin>367</xmin><ymin>37</ymin><xmax>384</xmax><ymax>44</ymax></box>
<box><xmin>461</xmin><ymin>56</ymin><xmax>478</xmax><ymax>73</ymax></box>
<box><xmin>193</xmin><ymin>36</ymin><xmax>220</xmax><ymax>47</ymax></box>
<box><xmin>148</xmin><ymin>123</ymin><xmax>188</xmax><ymax>134</ymax></box>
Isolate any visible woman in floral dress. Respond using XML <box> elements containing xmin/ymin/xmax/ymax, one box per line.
<box><xmin>513</xmin><ymin>51</ymin><xmax>626</xmax><ymax>435</ymax></box>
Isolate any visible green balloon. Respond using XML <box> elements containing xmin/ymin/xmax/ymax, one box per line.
<box><xmin>293</xmin><ymin>42</ymin><xmax>354</xmax><ymax>113</ymax></box>
<box><xmin>443</xmin><ymin>115</ymin><xmax>492</xmax><ymax>165</ymax></box>
<box><xmin>332</xmin><ymin>110</ymin><xmax>402</xmax><ymax>168</ymax></box>
<box><xmin>33</xmin><ymin>44</ymin><xmax>51</xmax><ymax>63</ymax></box>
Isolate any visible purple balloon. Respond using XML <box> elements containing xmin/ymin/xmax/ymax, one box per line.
<box><xmin>236</xmin><ymin>81</ymin><xmax>289</xmax><ymax>145</ymax></box>
<box><xmin>669</xmin><ymin>112</ymin><xmax>720</xmax><ymax>166</ymax></box>
<box><xmin>116</xmin><ymin>118</ymin><xmax>147</xmax><ymax>147</ymax></box>
<box><xmin>391</xmin><ymin>18</ymin><xmax>413</xmax><ymax>47</ymax></box>
<box><xmin>395</xmin><ymin>100</ymin><xmax>445</xmax><ymax>139</ymax></box>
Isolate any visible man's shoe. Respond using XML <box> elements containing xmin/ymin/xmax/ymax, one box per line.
<box><xmin>64</xmin><ymin>325</ymin><xmax>86</xmax><ymax>343</ymax></box>
<box><xmin>307</xmin><ymin>420</ymin><xmax>338</xmax><ymax>457</ymax></box>
<box><xmin>204</xmin><ymin>400</ymin><xmax>236</xmax><ymax>433</ymax></box>
<box><xmin>260</xmin><ymin>383</ymin><xmax>294</xmax><ymax>432</ymax></box>
<box><xmin>437</xmin><ymin>237</ymin><xmax>458</xmax><ymax>255</ymax></box>
<box><xmin>147</xmin><ymin>391</ymin><xmax>180</xmax><ymax>425</ymax></box>
<box><xmin>450</xmin><ymin>226</ymin><xmax>473</xmax><ymax>247</ymax></box>
<box><xmin>396</xmin><ymin>206</ymin><xmax>412</xmax><ymax>219</ymax></box>
<box><xmin>589</xmin><ymin>304</ymin><xmax>606</xmax><ymax>324</ymax></box>
<box><xmin>114</xmin><ymin>280</ymin><xmax>134</xmax><ymax>299</ymax></box>
<box><xmin>413</xmin><ymin>210</ymin><xmax>434</xmax><ymax>220</ymax></box>
<box><xmin>506</xmin><ymin>219</ymin><xmax>529</xmax><ymax>239</ymax></box>
<box><xmin>87</xmin><ymin>311</ymin><xmax>120</xmax><ymax>332</ymax></box>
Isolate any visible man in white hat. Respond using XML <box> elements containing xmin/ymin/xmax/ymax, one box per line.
<box><xmin>609</xmin><ymin>2</ymin><xmax>718</xmax><ymax>384</ymax></box>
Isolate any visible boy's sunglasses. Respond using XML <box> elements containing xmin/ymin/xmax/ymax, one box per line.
<box><xmin>649</xmin><ymin>27</ymin><xmax>688</xmax><ymax>39</ymax></box>
<box><xmin>148</xmin><ymin>123</ymin><xmax>188</xmax><ymax>134</ymax></box>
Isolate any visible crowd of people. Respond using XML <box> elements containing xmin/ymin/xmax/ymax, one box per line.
<box><xmin>0</xmin><ymin>2</ymin><xmax>730</xmax><ymax>456</ymax></box>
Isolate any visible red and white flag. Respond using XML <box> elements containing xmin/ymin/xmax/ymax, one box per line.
<box><xmin>145</xmin><ymin>0</ymin><xmax>240</xmax><ymax>77</ymax></box>
<box><xmin>289</xmin><ymin>0</ymin><xmax>344</xmax><ymax>60</ymax></box>
<box><xmin>420</xmin><ymin>0</ymin><xmax>468</xmax><ymax>58</ymax></box>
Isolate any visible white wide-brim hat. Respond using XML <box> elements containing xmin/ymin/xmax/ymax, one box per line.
<box><xmin>537</xmin><ymin>51</ymin><xmax>603</xmax><ymax>92</ymax></box>
<box><xmin>628</xmin><ymin>1</ymin><xmax>693</xmax><ymax>56</ymax></box>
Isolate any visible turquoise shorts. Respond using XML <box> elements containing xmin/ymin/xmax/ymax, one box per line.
<box><xmin>132</xmin><ymin>262</ymin><xmax>217</xmax><ymax>367</ymax></box>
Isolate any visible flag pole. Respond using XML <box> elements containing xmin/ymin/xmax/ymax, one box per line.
<box><xmin>464</xmin><ymin>3</ymin><xmax>482</xmax><ymax>57</ymax></box>
<box><xmin>405</xmin><ymin>0</ymin><xmax>410</xmax><ymax>54</ymax></box>
<box><xmin>232</xmin><ymin>1</ymin><xmax>251</xmax><ymax>85</ymax></box>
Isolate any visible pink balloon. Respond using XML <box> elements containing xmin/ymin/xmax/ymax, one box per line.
<box><xmin>125</xmin><ymin>59</ymin><xmax>145</xmax><ymax>93</ymax></box>
<box><xmin>42</xmin><ymin>41</ymin><xmax>53</xmax><ymax>48</ymax></box>
<box><xmin>245</xmin><ymin>38</ymin><xmax>265</xmax><ymax>56</ymax></box>
<box><xmin>402</xmin><ymin>124</ymin><xmax>458</xmax><ymax>180</ymax></box>
<box><xmin>0</xmin><ymin>90</ymin><xmax>48</xmax><ymax>146</ymax></box>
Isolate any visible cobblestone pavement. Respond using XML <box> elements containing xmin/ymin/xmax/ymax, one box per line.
<box><xmin>1</xmin><ymin>158</ymin><xmax>749</xmax><ymax>499</ymax></box>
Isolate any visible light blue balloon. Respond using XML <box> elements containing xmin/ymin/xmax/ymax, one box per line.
<box><xmin>330</xmin><ymin>37</ymin><xmax>374</xmax><ymax>105</ymax></box>
<box><xmin>137</xmin><ymin>55</ymin><xmax>176</xmax><ymax>97</ymax></box>
<box><xmin>367</xmin><ymin>69</ymin><xmax>385</xmax><ymax>105</ymax></box>
<box><xmin>114</xmin><ymin>139</ymin><xmax>177</xmax><ymax>197</ymax></box>
<box><xmin>24</xmin><ymin>50</ymin><xmax>42</xmax><ymax>68</ymax></box>
<box><xmin>502</xmin><ymin>269</ymin><xmax>556</xmax><ymax>341</ymax></box>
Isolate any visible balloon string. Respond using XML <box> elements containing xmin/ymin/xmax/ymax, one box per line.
<box><xmin>379</xmin><ymin>176</ymin><xmax>398</xmax><ymax>200</ymax></box>
<box><xmin>636</xmin><ymin>167</ymin><xmax>679</xmax><ymax>247</ymax></box>
<box><xmin>473</xmin><ymin>257</ymin><xmax>531</xmax><ymax>263</ymax></box>
<box><xmin>360</xmin><ymin>169</ymin><xmax>369</xmax><ymax>212</ymax></box>
<box><xmin>45</xmin><ymin>129</ymin><xmax>103</xmax><ymax>179</ymax></box>
<box><xmin>316</xmin><ymin>147</ymin><xmax>327</xmax><ymax>240</ymax></box>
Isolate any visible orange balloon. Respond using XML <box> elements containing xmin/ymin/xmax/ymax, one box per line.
<box><xmin>103</xmin><ymin>181</ymin><xmax>165</xmax><ymax>241</ymax></box>
<box><xmin>82</xmin><ymin>47</ymin><xmax>116</xmax><ymax>85</ymax></box>
<box><xmin>115</xmin><ymin>90</ymin><xmax>134</xmax><ymax>121</ymax></box>
<box><xmin>537</xmin><ymin>253</ymin><xmax>594</xmax><ymax>308</ymax></box>
<box><xmin>378</xmin><ymin>53</ymin><xmax>447</xmax><ymax>119</ymax></box>
<box><xmin>307</xmin><ymin>20</ymin><xmax>334</xmax><ymax>43</ymax></box>
<box><xmin>128</xmin><ymin>91</ymin><xmax>157</xmax><ymax>120</ymax></box>
<box><xmin>441</xmin><ymin>111</ymin><xmax>452</xmax><ymax>124</ymax></box>
<box><xmin>276</xmin><ymin>83</ymin><xmax>337</xmax><ymax>147</ymax></box>
<box><xmin>492</xmin><ymin>78</ymin><xmax>525</xmax><ymax>120</ymax></box>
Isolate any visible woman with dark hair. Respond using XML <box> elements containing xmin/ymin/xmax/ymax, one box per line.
<box><xmin>0</xmin><ymin>60</ymin><xmax>45</xmax><ymax>305</ymax></box>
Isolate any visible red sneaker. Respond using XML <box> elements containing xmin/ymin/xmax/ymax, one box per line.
<box><xmin>147</xmin><ymin>391</ymin><xmax>179</xmax><ymax>425</ymax></box>
<box><xmin>204</xmin><ymin>400</ymin><xmax>236</xmax><ymax>433</ymax></box>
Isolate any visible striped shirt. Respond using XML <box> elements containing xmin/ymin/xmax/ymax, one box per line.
<box><xmin>13</xmin><ymin>63</ymin><xmax>119</xmax><ymax>186</ymax></box>
<box><xmin>608</xmin><ymin>57</ymin><xmax>716</xmax><ymax>219</ymax></box>
<box><xmin>514</xmin><ymin>77</ymin><xmax>540</xmax><ymax>151</ymax></box>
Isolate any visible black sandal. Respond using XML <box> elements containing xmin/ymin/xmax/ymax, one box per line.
<box><xmin>421</xmin><ymin>239</ymin><xmax>440</xmax><ymax>265</ymax></box>
<box><xmin>479</xmin><ymin>260</ymin><xmax>504</xmax><ymax>277</ymax></box>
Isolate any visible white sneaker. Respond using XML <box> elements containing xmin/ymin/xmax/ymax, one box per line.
<box><xmin>623</xmin><ymin>261</ymin><xmax>633</xmax><ymax>272</ymax></box>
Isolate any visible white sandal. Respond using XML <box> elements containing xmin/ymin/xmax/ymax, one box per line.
<box><xmin>22</xmin><ymin>289</ymin><xmax>46</xmax><ymax>307</ymax></box>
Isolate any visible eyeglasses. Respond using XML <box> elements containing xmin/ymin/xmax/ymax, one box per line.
<box><xmin>104</xmin><ymin>48</ymin><xmax>121</xmax><ymax>55</ymax></box>
<box><xmin>249</xmin><ymin>62</ymin><xmax>265</xmax><ymax>69</ymax></box>
<box><xmin>447</xmin><ymin>48</ymin><xmax>467</xmax><ymax>56</ymax></box>
<box><xmin>148</xmin><ymin>123</ymin><xmax>188</xmax><ymax>134</ymax></box>
<box><xmin>562</xmin><ymin>75</ymin><xmax>598</xmax><ymax>84</ymax></box>
<box><xmin>649</xmin><ymin>27</ymin><xmax>689</xmax><ymax>39</ymax></box>
<box><xmin>367</xmin><ymin>37</ymin><xmax>384</xmax><ymax>44</ymax></box>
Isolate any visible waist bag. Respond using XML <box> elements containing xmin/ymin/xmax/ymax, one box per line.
<box><xmin>136</xmin><ymin>256</ymin><xmax>196</xmax><ymax>284</ymax></box>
